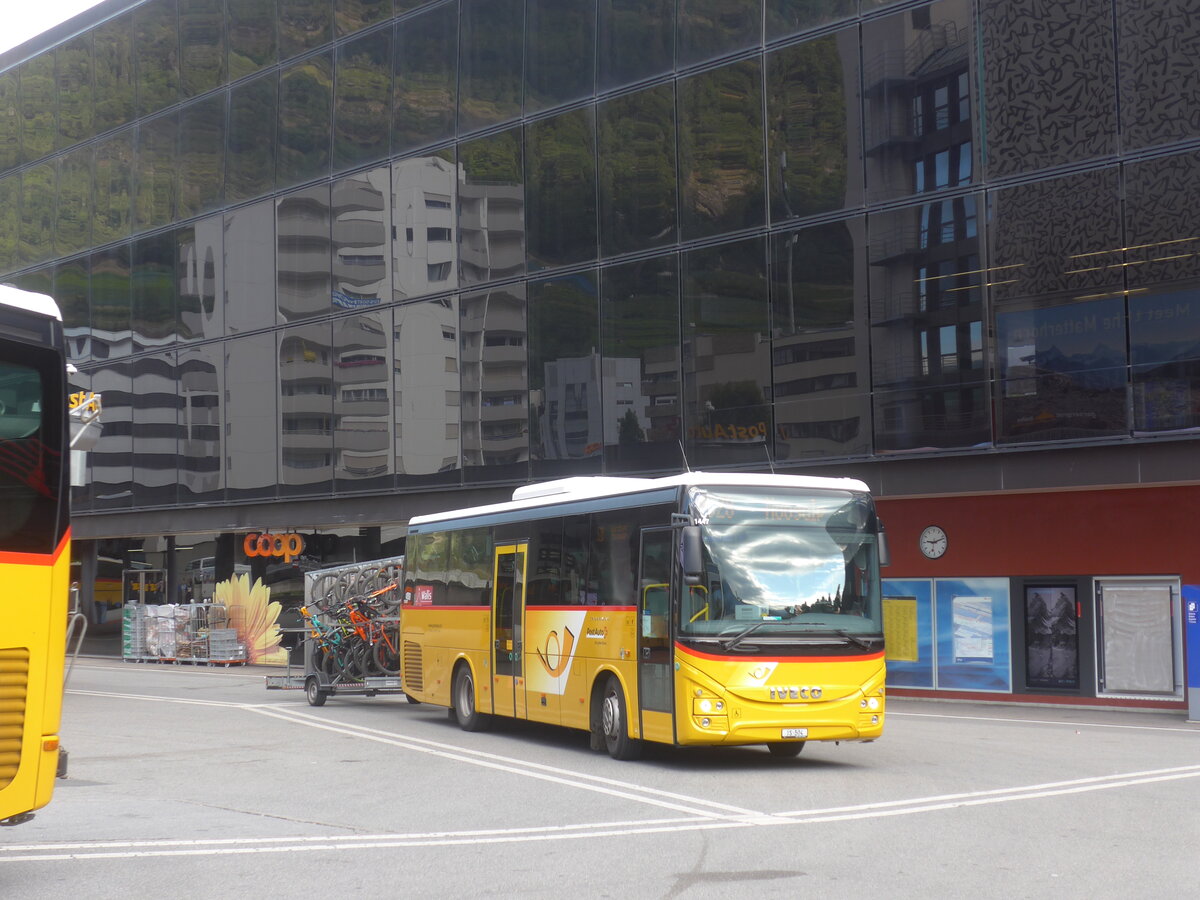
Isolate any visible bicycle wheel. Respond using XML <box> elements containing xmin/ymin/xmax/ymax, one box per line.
<box><xmin>372</xmin><ymin>640</ymin><xmax>400</xmax><ymax>676</ymax></box>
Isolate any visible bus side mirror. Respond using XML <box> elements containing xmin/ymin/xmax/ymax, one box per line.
<box><xmin>877</xmin><ymin>527</ymin><xmax>891</xmax><ymax>567</ymax></box>
<box><xmin>682</xmin><ymin>526</ymin><xmax>703</xmax><ymax>585</ymax></box>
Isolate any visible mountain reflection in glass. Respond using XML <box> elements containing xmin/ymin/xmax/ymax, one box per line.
<box><xmin>683</xmin><ymin>487</ymin><xmax>883</xmax><ymax>638</ymax></box>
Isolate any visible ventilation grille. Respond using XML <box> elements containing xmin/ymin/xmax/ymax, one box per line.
<box><xmin>402</xmin><ymin>642</ymin><xmax>423</xmax><ymax>693</ymax></box>
<box><xmin>0</xmin><ymin>648</ymin><xmax>30</xmax><ymax>790</ymax></box>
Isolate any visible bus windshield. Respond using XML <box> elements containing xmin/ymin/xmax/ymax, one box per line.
<box><xmin>681</xmin><ymin>487</ymin><xmax>882</xmax><ymax>638</ymax></box>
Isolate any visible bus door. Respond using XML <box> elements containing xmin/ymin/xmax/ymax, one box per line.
<box><xmin>491</xmin><ymin>543</ymin><xmax>528</xmax><ymax>719</ymax></box>
<box><xmin>637</xmin><ymin>529</ymin><xmax>674</xmax><ymax>721</ymax></box>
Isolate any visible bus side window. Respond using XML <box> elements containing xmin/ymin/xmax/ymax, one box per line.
<box><xmin>642</xmin><ymin>584</ymin><xmax>668</xmax><ymax>637</ymax></box>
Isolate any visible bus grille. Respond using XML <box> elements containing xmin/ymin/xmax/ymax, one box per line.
<box><xmin>0</xmin><ymin>648</ymin><xmax>29</xmax><ymax>789</ymax></box>
<box><xmin>402</xmin><ymin>642</ymin><xmax>423</xmax><ymax>692</ymax></box>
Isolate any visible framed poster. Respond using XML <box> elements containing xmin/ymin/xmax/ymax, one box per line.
<box><xmin>1024</xmin><ymin>586</ymin><xmax>1079</xmax><ymax>690</ymax></box>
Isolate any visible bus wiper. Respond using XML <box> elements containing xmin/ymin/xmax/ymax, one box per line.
<box><xmin>719</xmin><ymin>620</ymin><xmax>770</xmax><ymax>651</ymax></box>
<box><xmin>834</xmin><ymin>629</ymin><xmax>874</xmax><ymax>651</ymax></box>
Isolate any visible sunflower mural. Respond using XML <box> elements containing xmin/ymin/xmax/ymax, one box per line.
<box><xmin>213</xmin><ymin>574</ymin><xmax>289</xmax><ymax>665</ymax></box>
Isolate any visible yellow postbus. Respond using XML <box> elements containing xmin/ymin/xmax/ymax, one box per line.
<box><xmin>0</xmin><ymin>285</ymin><xmax>70</xmax><ymax>824</ymax></box>
<box><xmin>400</xmin><ymin>472</ymin><xmax>889</xmax><ymax>760</ymax></box>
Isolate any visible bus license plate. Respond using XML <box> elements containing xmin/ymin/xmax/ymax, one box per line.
<box><xmin>781</xmin><ymin>728</ymin><xmax>808</xmax><ymax>739</ymax></box>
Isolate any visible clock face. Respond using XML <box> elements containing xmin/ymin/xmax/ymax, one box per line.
<box><xmin>919</xmin><ymin>525</ymin><xmax>947</xmax><ymax>559</ymax></box>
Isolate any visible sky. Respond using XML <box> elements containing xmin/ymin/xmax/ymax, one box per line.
<box><xmin>4</xmin><ymin>1</ymin><xmax>108</xmax><ymax>56</ymax></box>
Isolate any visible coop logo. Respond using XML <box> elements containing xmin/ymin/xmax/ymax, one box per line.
<box><xmin>243</xmin><ymin>532</ymin><xmax>306</xmax><ymax>563</ymax></box>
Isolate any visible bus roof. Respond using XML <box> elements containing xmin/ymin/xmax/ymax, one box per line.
<box><xmin>0</xmin><ymin>284</ymin><xmax>61</xmax><ymax>321</ymax></box>
<box><xmin>408</xmin><ymin>471</ymin><xmax>871</xmax><ymax>528</ymax></box>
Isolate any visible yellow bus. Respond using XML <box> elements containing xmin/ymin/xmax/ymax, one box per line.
<box><xmin>400</xmin><ymin>472</ymin><xmax>889</xmax><ymax>760</ymax></box>
<box><xmin>0</xmin><ymin>285</ymin><xmax>70</xmax><ymax>824</ymax></box>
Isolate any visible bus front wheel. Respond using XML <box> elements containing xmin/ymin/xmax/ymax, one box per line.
<box><xmin>452</xmin><ymin>664</ymin><xmax>491</xmax><ymax>732</ymax></box>
<box><xmin>600</xmin><ymin>676</ymin><xmax>643</xmax><ymax>760</ymax></box>
<box><xmin>766</xmin><ymin>741</ymin><xmax>805</xmax><ymax>758</ymax></box>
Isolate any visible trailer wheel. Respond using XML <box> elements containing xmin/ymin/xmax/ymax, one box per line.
<box><xmin>305</xmin><ymin>676</ymin><xmax>327</xmax><ymax>707</ymax></box>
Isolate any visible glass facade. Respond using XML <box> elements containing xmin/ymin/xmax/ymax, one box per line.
<box><xmin>2</xmin><ymin>0</ymin><xmax>1200</xmax><ymax>518</ymax></box>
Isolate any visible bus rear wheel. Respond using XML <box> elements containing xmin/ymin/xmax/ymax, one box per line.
<box><xmin>452</xmin><ymin>664</ymin><xmax>491</xmax><ymax>732</ymax></box>
<box><xmin>600</xmin><ymin>676</ymin><xmax>642</xmax><ymax>760</ymax></box>
<box><xmin>766</xmin><ymin>741</ymin><xmax>805</xmax><ymax>758</ymax></box>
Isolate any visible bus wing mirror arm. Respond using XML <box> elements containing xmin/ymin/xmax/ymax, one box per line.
<box><xmin>877</xmin><ymin>525</ymin><xmax>891</xmax><ymax>567</ymax></box>
<box><xmin>682</xmin><ymin>526</ymin><xmax>704</xmax><ymax>585</ymax></box>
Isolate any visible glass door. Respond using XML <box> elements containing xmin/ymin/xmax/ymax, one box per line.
<box><xmin>637</xmin><ymin>529</ymin><xmax>673</xmax><ymax>714</ymax></box>
<box><xmin>491</xmin><ymin>543</ymin><xmax>527</xmax><ymax>718</ymax></box>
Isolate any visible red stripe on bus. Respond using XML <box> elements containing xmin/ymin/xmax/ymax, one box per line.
<box><xmin>676</xmin><ymin>643</ymin><xmax>885</xmax><ymax>664</ymax></box>
<box><xmin>525</xmin><ymin>605</ymin><xmax>636</xmax><ymax>611</ymax></box>
<box><xmin>0</xmin><ymin>528</ymin><xmax>70</xmax><ymax>567</ymax></box>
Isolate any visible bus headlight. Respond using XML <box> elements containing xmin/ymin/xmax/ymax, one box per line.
<box><xmin>867</xmin><ymin>697</ymin><xmax>880</xmax><ymax>710</ymax></box>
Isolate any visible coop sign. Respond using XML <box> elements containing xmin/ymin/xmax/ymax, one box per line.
<box><xmin>243</xmin><ymin>531</ymin><xmax>306</xmax><ymax>563</ymax></box>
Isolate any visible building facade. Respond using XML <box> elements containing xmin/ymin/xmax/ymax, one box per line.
<box><xmin>2</xmin><ymin>0</ymin><xmax>1197</xmax><ymax>704</ymax></box>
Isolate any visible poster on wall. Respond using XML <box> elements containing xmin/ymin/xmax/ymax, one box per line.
<box><xmin>882</xmin><ymin>580</ymin><xmax>935</xmax><ymax>688</ymax></box>
<box><xmin>952</xmin><ymin>595</ymin><xmax>994</xmax><ymax>664</ymax></box>
<box><xmin>1024</xmin><ymin>586</ymin><xmax>1079</xmax><ymax>690</ymax></box>
<box><xmin>882</xmin><ymin>597</ymin><xmax>919</xmax><ymax>662</ymax></box>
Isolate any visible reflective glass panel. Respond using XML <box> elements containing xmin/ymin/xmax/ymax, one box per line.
<box><xmin>177</xmin><ymin>215</ymin><xmax>225</xmax><ymax>342</ymax></box>
<box><xmin>333</xmin><ymin>165</ymin><xmax>390</xmax><ymax>309</ymax></box>
<box><xmin>55</xmin><ymin>257</ymin><xmax>91</xmax><ymax>364</ymax></box>
<box><xmin>90</xmin><ymin>245</ymin><xmax>133</xmax><ymax>360</ymax></box>
<box><xmin>597</xmin><ymin>83</ymin><xmax>677</xmax><ymax>258</ymax></box>
<box><xmin>1127</xmin><ymin>288</ymin><xmax>1200</xmax><ymax>433</ymax></box>
<box><xmin>336</xmin><ymin>0</ymin><xmax>391</xmax><ymax>37</ymax></box>
<box><xmin>179</xmin><ymin>0</ymin><xmax>226</xmax><ymax>97</ymax></box>
<box><xmin>391</xmin><ymin>150</ymin><xmax>458</xmax><ymax>301</ymax></box>
<box><xmin>277</xmin><ymin>184</ymin><xmax>332</xmax><ymax>321</ymax></box>
<box><xmin>225</xmin><ymin>199</ymin><xmax>277</xmax><ymax>333</ymax></box>
<box><xmin>770</xmin><ymin>220</ymin><xmax>871</xmax><ymax>460</ymax></box>
<box><xmin>1117</xmin><ymin>0</ymin><xmax>1200</xmax><ymax>152</ymax></box>
<box><xmin>93</xmin><ymin>129</ymin><xmax>134</xmax><ymax>245</ymax></box>
<box><xmin>132</xmin><ymin>351</ymin><xmax>180</xmax><ymax>507</ymax></box>
<box><xmin>0</xmin><ymin>72</ymin><xmax>18</xmax><ymax>171</ymax></box>
<box><xmin>178</xmin><ymin>342</ymin><xmax>225</xmax><ymax>501</ymax></box>
<box><xmin>333</xmin><ymin>309</ymin><xmax>393</xmax><ymax>491</ymax></box>
<box><xmin>525</xmin><ymin>0</ymin><xmax>595</xmax><ymax>114</ymax></box>
<box><xmin>677</xmin><ymin>0</ymin><xmax>761</xmax><ymax>68</ymax></box>
<box><xmin>600</xmin><ymin>254</ymin><xmax>683</xmax><ymax>473</ymax></box>
<box><xmin>395</xmin><ymin>297</ymin><xmax>464</xmax><ymax>487</ymax></box>
<box><xmin>134</xmin><ymin>0</ymin><xmax>180</xmax><ymax>118</ymax></box>
<box><xmin>56</xmin><ymin>34</ymin><xmax>94</xmax><ymax>150</ymax></box>
<box><xmin>392</xmin><ymin>2</ymin><xmax>457</xmax><ymax>155</ymax></box>
<box><xmin>179</xmin><ymin>94</ymin><xmax>225</xmax><ymax>219</ymax></box>
<box><xmin>996</xmin><ymin>298</ymin><xmax>1128</xmax><ymax>443</ymax></box>
<box><xmin>681</xmin><ymin>237</ymin><xmax>772</xmax><ymax>468</ymax></box>
<box><xmin>987</xmin><ymin>170</ymin><xmax>1121</xmax><ymax>306</ymax></box>
<box><xmin>766</xmin><ymin>0</ymin><xmax>856</xmax><ymax>40</ymax></box>
<box><xmin>279</xmin><ymin>321</ymin><xmax>334</xmax><ymax>495</ymax></box>
<box><xmin>279</xmin><ymin>0</ymin><xmax>334</xmax><ymax>59</ymax></box>
<box><xmin>90</xmin><ymin>360</ymin><xmax>134</xmax><ymax>509</ymax></box>
<box><xmin>981</xmin><ymin>0</ymin><xmax>1115</xmax><ymax>177</ymax></box>
<box><xmin>225</xmin><ymin>331</ymin><xmax>278</xmax><ymax>500</ymax></box>
<box><xmin>458</xmin><ymin>128</ymin><xmax>525</xmax><ymax>285</ymax></box>
<box><xmin>55</xmin><ymin>147</ymin><xmax>93</xmax><ymax>257</ymax></box>
<box><xmin>868</xmin><ymin>197</ymin><xmax>987</xmax><ymax>451</ymax></box>
<box><xmin>460</xmin><ymin>285</ymin><xmax>529</xmax><ymax>483</ymax></box>
<box><xmin>229</xmin><ymin>0</ymin><xmax>278</xmax><ymax>79</ymax></box>
<box><xmin>529</xmin><ymin>272</ymin><xmax>602</xmax><ymax>478</ymax></box>
<box><xmin>862</xmin><ymin>0</ymin><xmax>979</xmax><ymax>203</ymax></box>
<box><xmin>526</xmin><ymin>108</ymin><xmax>597</xmax><ymax>271</ymax></box>
<box><xmin>227</xmin><ymin>73</ymin><xmax>278</xmax><ymax>202</ymax></box>
<box><xmin>334</xmin><ymin>29</ymin><xmax>392</xmax><ymax>172</ymax></box>
<box><xmin>767</xmin><ymin>30</ymin><xmax>862</xmax><ymax>221</ymax></box>
<box><xmin>93</xmin><ymin>12</ymin><xmax>136</xmax><ymax>133</ymax></box>
<box><xmin>278</xmin><ymin>53</ymin><xmax>333</xmax><ymax>187</ymax></box>
<box><xmin>677</xmin><ymin>59</ymin><xmax>765</xmax><ymax>240</ymax></box>
<box><xmin>19</xmin><ymin>163</ymin><xmax>55</xmax><ymax>267</ymax></box>
<box><xmin>19</xmin><ymin>56</ymin><xmax>57</xmax><ymax>164</ymax></box>
<box><xmin>597</xmin><ymin>0</ymin><xmax>674</xmax><ymax>91</ymax></box>
<box><xmin>1123</xmin><ymin>152</ymin><xmax>1200</xmax><ymax>295</ymax></box>
<box><xmin>0</xmin><ymin>175</ymin><xmax>15</xmax><ymax>274</ymax></box>
<box><xmin>132</xmin><ymin>231</ymin><xmax>178</xmax><ymax>352</ymax></box>
<box><xmin>134</xmin><ymin>112</ymin><xmax>178</xmax><ymax>232</ymax></box>
<box><xmin>458</xmin><ymin>0</ymin><xmax>523</xmax><ymax>134</ymax></box>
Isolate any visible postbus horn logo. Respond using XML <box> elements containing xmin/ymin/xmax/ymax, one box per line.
<box><xmin>243</xmin><ymin>532</ymin><xmax>306</xmax><ymax>564</ymax></box>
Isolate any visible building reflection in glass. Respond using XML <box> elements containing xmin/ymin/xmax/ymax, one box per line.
<box><xmin>224</xmin><ymin>199</ymin><xmax>276</xmax><ymax>334</ymax></box>
<box><xmin>277</xmin><ymin>184</ymin><xmax>332</xmax><ymax>322</ymax></box>
<box><xmin>177</xmin><ymin>214</ymin><xmax>224</xmax><ymax>341</ymax></box>
<box><xmin>529</xmin><ymin>272</ymin><xmax>602</xmax><ymax>478</ymax></box>
<box><xmin>460</xmin><ymin>285</ymin><xmax>528</xmax><ymax>483</ymax></box>
<box><xmin>334</xmin><ymin>309</ymin><xmax>394</xmax><ymax>491</ymax></box>
<box><xmin>770</xmin><ymin>219</ymin><xmax>871</xmax><ymax>460</ymax></box>
<box><xmin>391</xmin><ymin>152</ymin><xmax>458</xmax><ymax>302</ymax></box>
<box><xmin>177</xmin><ymin>342</ymin><xmax>224</xmax><ymax>502</ymax></box>
<box><xmin>132</xmin><ymin>350</ymin><xmax>180</xmax><ymax>507</ymax></box>
<box><xmin>394</xmin><ymin>297</ymin><xmax>462</xmax><ymax>487</ymax></box>
<box><xmin>90</xmin><ymin>360</ymin><xmax>134</xmax><ymax>509</ymax></box>
<box><xmin>225</xmin><ymin>331</ymin><xmax>277</xmax><ymax>500</ymax></box>
<box><xmin>278</xmin><ymin>321</ymin><xmax>334</xmax><ymax>495</ymax></box>
<box><xmin>332</xmin><ymin>165</ymin><xmax>389</xmax><ymax>309</ymax></box>
<box><xmin>458</xmin><ymin>129</ymin><xmax>525</xmax><ymax>286</ymax></box>
<box><xmin>600</xmin><ymin>253</ymin><xmax>683</xmax><ymax>473</ymax></box>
